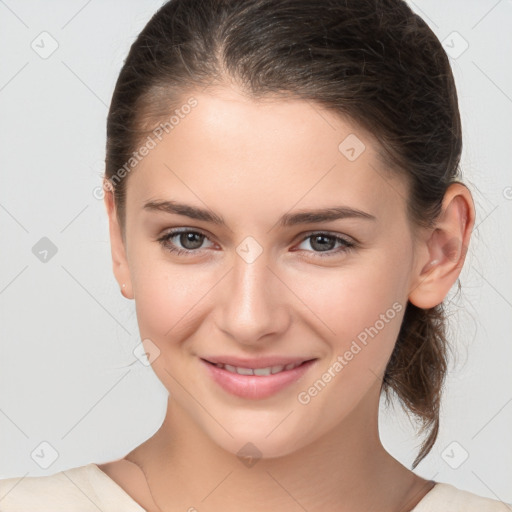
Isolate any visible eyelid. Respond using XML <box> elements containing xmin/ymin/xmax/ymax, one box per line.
<box><xmin>157</xmin><ymin>227</ymin><xmax>217</xmax><ymax>250</ymax></box>
<box><xmin>292</xmin><ymin>231</ymin><xmax>357</xmax><ymax>258</ymax></box>
<box><xmin>296</xmin><ymin>229</ymin><xmax>356</xmax><ymax>245</ymax></box>
<box><xmin>158</xmin><ymin>228</ymin><xmax>356</xmax><ymax>246</ymax></box>
<box><xmin>160</xmin><ymin>226</ymin><xmax>211</xmax><ymax>238</ymax></box>
<box><xmin>157</xmin><ymin>227</ymin><xmax>358</xmax><ymax>259</ymax></box>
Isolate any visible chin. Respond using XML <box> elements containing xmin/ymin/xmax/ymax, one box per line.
<box><xmin>212</xmin><ymin>431</ymin><xmax>305</xmax><ymax>462</ymax></box>
<box><xmin>194</xmin><ymin>409</ymin><xmax>319</xmax><ymax>462</ymax></box>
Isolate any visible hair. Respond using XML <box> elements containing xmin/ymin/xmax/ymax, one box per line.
<box><xmin>104</xmin><ymin>0</ymin><xmax>463</xmax><ymax>469</ymax></box>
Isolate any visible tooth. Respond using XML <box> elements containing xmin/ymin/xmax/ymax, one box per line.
<box><xmin>218</xmin><ymin>363</ymin><xmax>302</xmax><ymax>375</ymax></box>
<box><xmin>253</xmin><ymin>367</ymin><xmax>272</xmax><ymax>376</ymax></box>
<box><xmin>236</xmin><ymin>367</ymin><xmax>254</xmax><ymax>376</ymax></box>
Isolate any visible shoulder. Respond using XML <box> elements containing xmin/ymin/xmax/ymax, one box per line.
<box><xmin>97</xmin><ymin>458</ymin><xmax>156</xmax><ymax>510</ymax></box>
<box><xmin>412</xmin><ymin>482</ymin><xmax>511</xmax><ymax>511</ymax></box>
<box><xmin>0</xmin><ymin>463</ymin><xmax>101</xmax><ymax>511</ymax></box>
<box><xmin>0</xmin><ymin>462</ymin><xmax>146</xmax><ymax>512</ymax></box>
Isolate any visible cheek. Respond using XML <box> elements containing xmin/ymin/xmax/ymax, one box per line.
<box><xmin>131</xmin><ymin>227</ymin><xmax>411</xmax><ymax>351</ymax></box>
<box><xmin>293</xmin><ymin>264</ymin><xmax>406</xmax><ymax>431</ymax></box>
<box><xmin>131</xmin><ymin>256</ymin><xmax>212</xmax><ymax>342</ymax></box>
<box><xmin>296</xmin><ymin>259</ymin><xmax>407</xmax><ymax>344</ymax></box>
<box><xmin>291</xmin><ymin>252</ymin><xmax>409</xmax><ymax>408</ymax></box>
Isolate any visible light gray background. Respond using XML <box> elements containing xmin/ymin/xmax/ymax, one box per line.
<box><xmin>0</xmin><ymin>0</ymin><xmax>511</xmax><ymax>503</ymax></box>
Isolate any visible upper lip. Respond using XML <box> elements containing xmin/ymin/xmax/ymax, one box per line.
<box><xmin>201</xmin><ymin>355</ymin><xmax>316</xmax><ymax>369</ymax></box>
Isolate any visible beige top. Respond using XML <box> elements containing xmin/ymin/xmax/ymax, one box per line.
<box><xmin>0</xmin><ymin>463</ymin><xmax>509</xmax><ymax>511</ymax></box>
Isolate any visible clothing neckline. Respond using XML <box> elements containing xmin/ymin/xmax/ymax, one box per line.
<box><xmin>409</xmin><ymin>480</ymin><xmax>442</xmax><ymax>510</ymax></box>
<box><xmin>89</xmin><ymin>463</ymin><xmax>147</xmax><ymax>511</ymax></box>
<box><xmin>90</xmin><ymin>462</ymin><xmax>443</xmax><ymax>511</ymax></box>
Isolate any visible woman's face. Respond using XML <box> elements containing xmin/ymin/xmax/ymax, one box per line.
<box><xmin>112</xmin><ymin>86</ymin><xmax>424</xmax><ymax>458</ymax></box>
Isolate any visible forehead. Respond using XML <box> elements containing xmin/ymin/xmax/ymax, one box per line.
<box><xmin>126</xmin><ymin>86</ymin><xmax>408</xmax><ymax>225</ymax></box>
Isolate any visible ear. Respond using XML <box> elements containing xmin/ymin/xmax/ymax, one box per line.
<box><xmin>408</xmin><ymin>182</ymin><xmax>475</xmax><ymax>309</ymax></box>
<box><xmin>103</xmin><ymin>178</ymin><xmax>134</xmax><ymax>300</ymax></box>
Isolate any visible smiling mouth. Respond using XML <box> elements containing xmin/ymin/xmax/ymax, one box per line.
<box><xmin>201</xmin><ymin>357</ymin><xmax>318</xmax><ymax>400</ymax></box>
<box><xmin>202</xmin><ymin>359</ymin><xmax>316</xmax><ymax>376</ymax></box>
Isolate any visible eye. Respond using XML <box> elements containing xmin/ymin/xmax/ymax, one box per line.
<box><xmin>157</xmin><ymin>229</ymin><xmax>356</xmax><ymax>259</ymax></box>
<box><xmin>294</xmin><ymin>232</ymin><xmax>356</xmax><ymax>258</ymax></box>
<box><xmin>157</xmin><ymin>229</ymin><xmax>215</xmax><ymax>256</ymax></box>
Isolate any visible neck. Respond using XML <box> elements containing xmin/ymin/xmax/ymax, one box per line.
<box><xmin>129</xmin><ymin>386</ymin><xmax>432</xmax><ymax>512</ymax></box>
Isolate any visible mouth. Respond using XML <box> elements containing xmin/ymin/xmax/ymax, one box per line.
<box><xmin>200</xmin><ymin>357</ymin><xmax>318</xmax><ymax>400</ymax></box>
<box><xmin>202</xmin><ymin>359</ymin><xmax>315</xmax><ymax>376</ymax></box>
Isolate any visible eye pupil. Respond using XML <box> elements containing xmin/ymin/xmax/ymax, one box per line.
<box><xmin>181</xmin><ymin>232</ymin><xmax>203</xmax><ymax>250</ymax></box>
<box><xmin>311</xmin><ymin>235</ymin><xmax>335</xmax><ymax>252</ymax></box>
<box><xmin>161</xmin><ymin>230</ymin><xmax>352</xmax><ymax>258</ymax></box>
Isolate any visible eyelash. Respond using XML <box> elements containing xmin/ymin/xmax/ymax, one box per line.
<box><xmin>156</xmin><ymin>228</ymin><xmax>356</xmax><ymax>259</ymax></box>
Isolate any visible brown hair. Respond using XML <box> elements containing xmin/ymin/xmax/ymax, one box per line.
<box><xmin>104</xmin><ymin>0</ymin><xmax>463</xmax><ymax>468</ymax></box>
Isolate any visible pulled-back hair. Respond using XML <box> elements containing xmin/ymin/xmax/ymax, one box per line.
<box><xmin>104</xmin><ymin>0</ymin><xmax>463</xmax><ymax>468</ymax></box>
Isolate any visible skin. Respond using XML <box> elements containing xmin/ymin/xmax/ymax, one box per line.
<box><xmin>100</xmin><ymin>84</ymin><xmax>475</xmax><ymax>512</ymax></box>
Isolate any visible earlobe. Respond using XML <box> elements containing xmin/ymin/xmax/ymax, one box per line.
<box><xmin>409</xmin><ymin>183</ymin><xmax>475</xmax><ymax>309</ymax></box>
<box><xmin>103</xmin><ymin>182</ymin><xmax>134</xmax><ymax>300</ymax></box>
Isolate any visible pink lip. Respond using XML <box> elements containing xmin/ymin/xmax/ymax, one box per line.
<box><xmin>200</xmin><ymin>358</ymin><xmax>317</xmax><ymax>400</ymax></box>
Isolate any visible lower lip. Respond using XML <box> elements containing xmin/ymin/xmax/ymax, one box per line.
<box><xmin>200</xmin><ymin>358</ymin><xmax>317</xmax><ymax>400</ymax></box>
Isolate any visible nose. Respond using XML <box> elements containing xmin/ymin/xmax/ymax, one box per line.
<box><xmin>213</xmin><ymin>247</ymin><xmax>291</xmax><ymax>346</ymax></box>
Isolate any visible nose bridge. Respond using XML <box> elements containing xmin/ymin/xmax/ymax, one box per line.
<box><xmin>216</xmin><ymin>241</ymin><xmax>288</xmax><ymax>342</ymax></box>
<box><xmin>233</xmin><ymin>247</ymin><xmax>269</xmax><ymax>308</ymax></box>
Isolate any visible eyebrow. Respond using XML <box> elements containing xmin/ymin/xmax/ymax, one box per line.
<box><xmin>143</xmin><ymin>199</ymin><xmax>376</xmax><ymax>227</ymax></box>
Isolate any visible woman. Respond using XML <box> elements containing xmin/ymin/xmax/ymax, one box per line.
<box><xmin>0</xmin><ymin>0</ymin><xmax>508</xmax><ymax>510</ymax></box>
